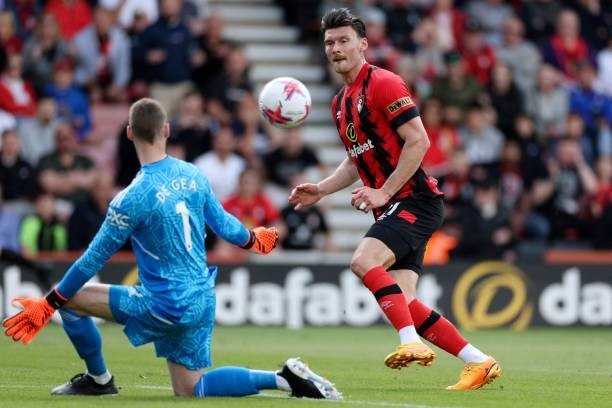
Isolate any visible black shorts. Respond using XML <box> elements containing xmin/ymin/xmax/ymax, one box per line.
<box><xmin>364</xmin><ymin>195</ymin><xmax>443</xmax><ymax>274</ymax></box>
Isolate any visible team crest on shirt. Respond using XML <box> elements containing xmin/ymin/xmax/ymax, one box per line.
<box><xmin>357</xmin><ymin>94</ymin><xmax>365</xmax><ymax>113</ymax></box>
<box><xmin>387</xmin><ymin>96</ymin><xmax>412</xmax><ymax>113</ymax></box>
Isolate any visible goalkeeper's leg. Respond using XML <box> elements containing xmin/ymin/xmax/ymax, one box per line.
<box><xmin>53</xmin><ymin>284</ymin><xmax>118</xmax><ymax>395</ymax></box>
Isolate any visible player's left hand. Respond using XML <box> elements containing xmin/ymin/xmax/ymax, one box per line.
<box><xmin>3</xmin><ymin>297</ymin><xmax>56</xmax><ymax>345</ymax></box>
<box><xmin>351</xmin><ymin>187</ymin><xmax>391</xmax><ymax>213</ymax></box>
<box><xmin>242</xmin><ymin>227</ymin><xmax>279</xmax><ymax>255</ymax></box>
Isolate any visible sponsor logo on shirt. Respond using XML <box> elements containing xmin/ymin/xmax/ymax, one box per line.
<box><xmin>107</xmin><ymin>208</ymin><xmax>130</xmax><ymax>230</ymax></box>
<box><xmin>348</xmin><ymin>139</ymin><xmax>375</xmax><ymax>158</ymax></box>
<box><xmin>345</xmin><ymin>122</ymin><xmax>358</xmax><ymax>143</ymax></box>
<box><xmin>387</xmin><ymin>96</ymin><xmax>412</xmax><ymax>114</ymax></box>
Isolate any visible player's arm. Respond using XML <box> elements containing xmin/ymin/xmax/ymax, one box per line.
<box><xmin>380</xmin><ymin>117</ymin><xmax>430</xmax><ymax>198</ymax></box>
<box><xmin>3</xmin><ymin>193</ymin><xmax>138</xmax><ymax>344</ymax></box>
<box><xmin>201</xmin><ymin>176</ymin><xmax>278</xmax><ymax>255</ymax></box>
<box><xmin>288</xmin><ymin>157</ymin><xmax>360</xmax><ymax>210</ymax></box>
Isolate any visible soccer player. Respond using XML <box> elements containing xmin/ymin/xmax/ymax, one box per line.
<box><xmin>3</xmin><ymin>98</ymin><xmax>341</xmax><ymax>400</ymax></box>
<box><xmin>288</xmin><ymin>8</ymin><xmax>501</xmax><ymax>390</ymax></box>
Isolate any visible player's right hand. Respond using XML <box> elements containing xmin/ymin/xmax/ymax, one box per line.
<box><xmin>3</xmin><ymin>297</ymin><xmax>56</xmax><ymax>345</ymax></box>
<box><xmin>242</xmin><ymin>227</ymin><xmax>279</xmax><ymax>255</ymax></box>
<box><xmin>288</xmin><ymin>183</ymin><xmax>322</xmax><ymax>210</ymax></box>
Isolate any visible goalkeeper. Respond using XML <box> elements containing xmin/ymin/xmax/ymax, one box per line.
<box><xmin>3</xmin><ymin>98</ymin><xmax>340</xmax><ymax>400</ymax></box>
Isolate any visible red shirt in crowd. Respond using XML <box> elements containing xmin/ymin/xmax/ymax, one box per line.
<box><xmin>223</xmin><ymin>193</ymin><xmax>280</xmax><ymax>229</ymax></box>
<box><xmin>46</xmin><ymin>0</ymin><xmax>92</xmax><ymax>40</ymax></box>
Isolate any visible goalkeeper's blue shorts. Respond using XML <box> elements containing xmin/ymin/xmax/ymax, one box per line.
<box><xmin>109</xmin><ymin>284</ymin><xmax>215</xmax><ymax>370</ymax></box>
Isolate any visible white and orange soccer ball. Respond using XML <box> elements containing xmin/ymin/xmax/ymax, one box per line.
<box><xmin>258</xmin><ymin>77</ymin><xmax>311</xmax><ymax>129</ymax></box>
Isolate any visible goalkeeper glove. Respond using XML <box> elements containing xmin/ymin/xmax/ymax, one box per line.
<box><xmin>3</xmin><ymin>289</ymin><xmax>67</xmax><ymax>345</ymax></box>
<box><xmin>241</xmin><ymin>227</ymin><xmax>279</xmax><ymax>255</ymax></box>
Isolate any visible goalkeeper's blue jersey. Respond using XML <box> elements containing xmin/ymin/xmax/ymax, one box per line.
<box><xmin>58</xmin><ymin>156</ymin><xmax>249</xmax><ymax>323</ymax></box>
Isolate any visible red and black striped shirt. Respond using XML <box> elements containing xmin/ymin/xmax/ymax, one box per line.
<box><xmin>331</xmin><ymin>63</ymin><xmax>442</xmax><ymax>218</ymax></box>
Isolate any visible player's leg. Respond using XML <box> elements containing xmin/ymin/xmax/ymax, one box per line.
<box><xmin>190</xmin><ymin>358</ymin><xmax>341</xmax><ymax>399</ymax></box>
<box><xmin>52</xmin><ymin>283</ymin><xmax>118</xmax><ymax>395</ymax></box>
<box><xmin>391</xmin><ymin>264</ymin><xmax>501</xmax><ymax>389</ymax></box>
<box><xmin>350</xmin><ymin>235</ymin><xmax>435</xmax><ymax>367</ymax></box>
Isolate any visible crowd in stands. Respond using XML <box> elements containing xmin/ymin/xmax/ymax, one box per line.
<box><xmin>0</xmin><ymin>0</ymin><xmax>611</xmax><ymax>263</ymax></box>
<box><xmin>282</xmin><ymin>0</ymin><xmax>612</xmax><ymax>260</ymax></box>
<box><xmin>0</xmin><ymin>0</ymin><xmax>331</xmax><ymax>260</ymax></box>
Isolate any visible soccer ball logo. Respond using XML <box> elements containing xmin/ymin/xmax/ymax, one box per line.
<box><xmin>258</xmin><ymin>77</ymin><xmax>311</xmax><ymax>129</ymax></box>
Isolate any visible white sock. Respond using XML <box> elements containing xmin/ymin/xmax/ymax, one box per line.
<box><xmin>87</xmin><ymin>371</ymin><xmax>112</xmax><ymax>385</ymax></box>
<box><xmin>398</xmin><ymin>325</ymin><xmax>422</xmax><ymax>344</ymax></box>
<box><xmin>457</xmin><ymin>344</ymin><xmax>489</xmax><ymax>363</ymax></box>
<box><xmin>275</xmin><ymin>374</ymin><xmax>291</xmax><ymax>391</ymax></box>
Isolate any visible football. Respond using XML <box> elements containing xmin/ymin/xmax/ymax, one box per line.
<box><xmin>258</xmin><ymin>77</ymin><xmax>311</xmax><ymax>128</ymax></box>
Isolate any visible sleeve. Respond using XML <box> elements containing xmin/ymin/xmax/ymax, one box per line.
<box><xmin>201</xmin><ymin>174</ymin><xmax>250</xmax><ymax>246</ymax></box>
<box><xmin>371</xmin><ymin>72</ymin><xmax>419</xmax><ymax>130</ymax></box>
<box><xmin>56</xmin><ymin>189</ymin><xmax>140</xmax><ymax>298</ymax></box>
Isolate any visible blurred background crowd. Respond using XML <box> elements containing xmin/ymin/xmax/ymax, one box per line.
<box><xmin>0</xmin><ymin>0</ymin><xmax>611</xmax><ymax>262</ymax></box>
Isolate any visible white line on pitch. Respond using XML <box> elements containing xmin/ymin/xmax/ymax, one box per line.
<box><xmin>0</xmin><ymin>384</ymin><xmax>460</xmax><ymax>408</ymax></box>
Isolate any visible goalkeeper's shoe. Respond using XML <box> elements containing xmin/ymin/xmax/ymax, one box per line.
<box><xmin>384</xmin><ymin>342</ymin><xmax>436</xmax><ymax>369</ymax></box>
<box><xmin>51</xmin><ymin>373</ymin><xmax>118</xmax><ymax>396</ymax></box>
<box><xmin>278</xmin><ymin>357</ymin><xmax>342</xmax><ymax>400</ymax></box>
<box><xmin>446</xmin><ymin>357</ymin><xmax>501</xmax><ymax>390</ymax></box>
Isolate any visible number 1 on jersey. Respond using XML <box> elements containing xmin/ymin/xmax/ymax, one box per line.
<box><xmin>176</xmin><ymin>201</ymin><xmax>193</xmax><ymax>251</ymax></box>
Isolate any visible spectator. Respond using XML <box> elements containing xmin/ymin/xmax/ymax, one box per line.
<box><xmin>3</xmin><ymin>0</ymin><xmax>40</xmax><ymax>39</ymax></box>
<box><xmin>597</xmin><ymin>115</ymin><xmax>612</xmax><ymax>158</ymax></box>
<box><xmin>45</xmin><ymin>0</ymin><xmax>93</xmax><ymax>40</ymax></box>
<box><xmin>0</xmin><ymin>10</ymin><xmax>23</xmax><ymax>54</ymax></box>
<box><xmin>569</xmin><ymin>0</ymin><xmax>611</xmax><ymax>51</ymax></box>
<box><xmin>17</xmin><ymin>97</ymin><xmax>60</xmax><ymax>166</ymax></box>
<box><xmin>263</xmin><ymin>128</ymin><xmax>323</xmax><ymax>189</ymax></box>
<box><xmin>68</xmin><ymin>172</ymin><xmax>115</xmax><ymax>250</ymax></box>
<box><xmin>545</xmin><ymin>137</ymin><xmax>597</xmax><ymax>240</ymax></box>
<box><xmin>465</xmin><ymin>0</ymin><xmax>514</xmax><ymax>48</ymax></box>
<box><xmin>19</xmin><ymin>193</ymin><xmax>67</xmax><ymax>255</ymax></box>
<box><xmin>281</xmin><ymin>174</ymin><xmax>332</xmax><ymax>251</ymax></box>
<box><xmin>496</xmin><ymin>17</ymin><xmax>541</xmax><ymax>96</ymax></box>
<box><xmin>569</xmin><ymin>61</ymin><xmax>612</xmax><ymax>136</ymax></box>
<box><xmin>44</xmin><ymin>58</ymin><xmax>92</xmax><ymax>140</ymax></box>
<box><xmin>498</xmin><ymin>139</ymin><xmax>524</xmax><ymax>210</ymax></box>
<box><xmin>518</xmin><ymin>0</ymin><xmax>563</xmax><ymax>46</ymax></box>
<box><xmin>21</xmin><ymin>13</ymin><xmax>71</xmax><ymax>95</ymax></box>
<box><xmin>0</xmin><ymin>53</ymin><xmax>37</xmax><ymax>117</ymax></box>
<box><xmin>0</xmin><ymin>128</ymin><xmax>36</xmax><ymax>202</ymax></box>
<box><xmin>488</xmin><ymin>63</ymin><xmax>525</xmax><ymax>138</ymax></box>
<box><xmin>232</xmin><ymin>93</ymin><xmax>271</xmax><ymax>161</ymax></box>
<box><xmin>382</xmin><ymin>0</ymin><xmax>422</xmax><ymax>52</ymax></box>
<box><xmin>0</xmin><ymin>110</ymin><xmax>16</xmax><ymax>137</ymax></box>
<box><xmin>37</xmin><ymin>123</ymin><xmax>96</xmax><ymax>205</ymax></box>
<box><xmin>206</xmin><ymin>45</ymin><xmax>252</xmax><ymax>125</ymax></box>
<box><xmin>453</xmin><ymin>178</ymin><xmax>516</xmax><ymax>261</ymax></box>
<box><xmin>439</xmin><ymin>147</ymin><xmax>474</xmax><ymax>218</ymax></box>
<box><xmin>223</xmin><ymin>167</ymin><xmax>282</xmax><ymax>230</ymax></box>
<box><xmin>429</xmin><ymin>0</ymin><xmax>466</xmax><ymax>52</ymax></box>
<box><xmin>193</xmin><ymin>127</ymin><xmax>246</xmax><ymax>201</ymax></box>
<box><xmin>72</xmin><ymin>5</ymin><xmax>131</xmax><ymax>102</ymax></box>
<box><xmin>421</xmin><ymin>98</ymin><xmax>461</xmax><ymax>177</ymax></box>
<box><xmin>565</xmin><ymin>113</ymin><xmax>594</xmax><ymax>167</ymax></box>
<box><xmin>117</xmin><ymin>0</ymin><xmax>159</xmax><ymax>30</ymax></box>
<box><xmin>114</xmin><ymin>122</ymin><xmax>139</xmax><ymax>187</ymax></box>
<box><xmin>170</xmin><ymin>91</ymin><xmax>215</xmax><ymax>162</ymax></box>
<box><xmin>591</xmin><ymin>155</ymin><xmax>612</xmax><ymax>248</ymax></box>
<box><xmin>542</xmin><ymin>9</ymin><xmax>592</xmax><ymax>80</ymax></box>
<box><xmin>460</xmin><ymin>18</ymin><xmax>496</xmax><ymax>86</ymax></box>
<box><xmin>140</xmin><ymin>0</ymin><xmax>202</xmax><ymax>115</ymax></box>
<box><xmin>459</xmin><ymin>102</ymin><xmax>504</xmax><ymax>166</ymax></box>
<box><xmin>193</xmin><ymin>14</ymin><xmax>231</xmax><ymax>96</ymax></box>
<box><xmin>526</xmin><ymin>64</ymin><xmax>568</xmax><ymax>143</ymax></box>
<box><xmin>595</xmin><ymin>38</ymin><xmax>612</xmax><ymax>96</ymax></box>
<box><xmin>362</xmin><ymin>7</ymin><xmax>401</xmax><ymax>72</ymax></box>
<box><xmin>513</xmin><ymin>113</ymin><xmax>548</xmax><ymax>190</ymax></box>
<box><xmin>0</xmin><ymin>184</ymin><xmax>21</xmax><ymax>253</ymax></box>
<box><xmin>431</xmin><ymin>50</ymin><xmax>483</xmax><ymax>113</ymax></box>
<box><xmin>395</xmin><ymin>54</ymin><xmax>425</xmax><ymax>106</ymax></box>
<box><xmin>412</xmin><ymin>18</ymin><xmax>446</xmax><ymax>83</ymax></box>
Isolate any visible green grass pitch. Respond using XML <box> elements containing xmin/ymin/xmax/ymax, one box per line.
<box><xmin>1</xmin><ymin>324</ymin><xmax>611</xmax><ymax>408</ymax></box>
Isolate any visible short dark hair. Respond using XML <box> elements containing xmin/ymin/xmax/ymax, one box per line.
<box><xmin>320</xmin><ymin>8</ymin><xmax>366</xmax><ymax>38</ymax></box>
<box><xmin>129</xmin><ymin>98</ymin><xmax>167</xmax><ymax>144</ymax></box>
